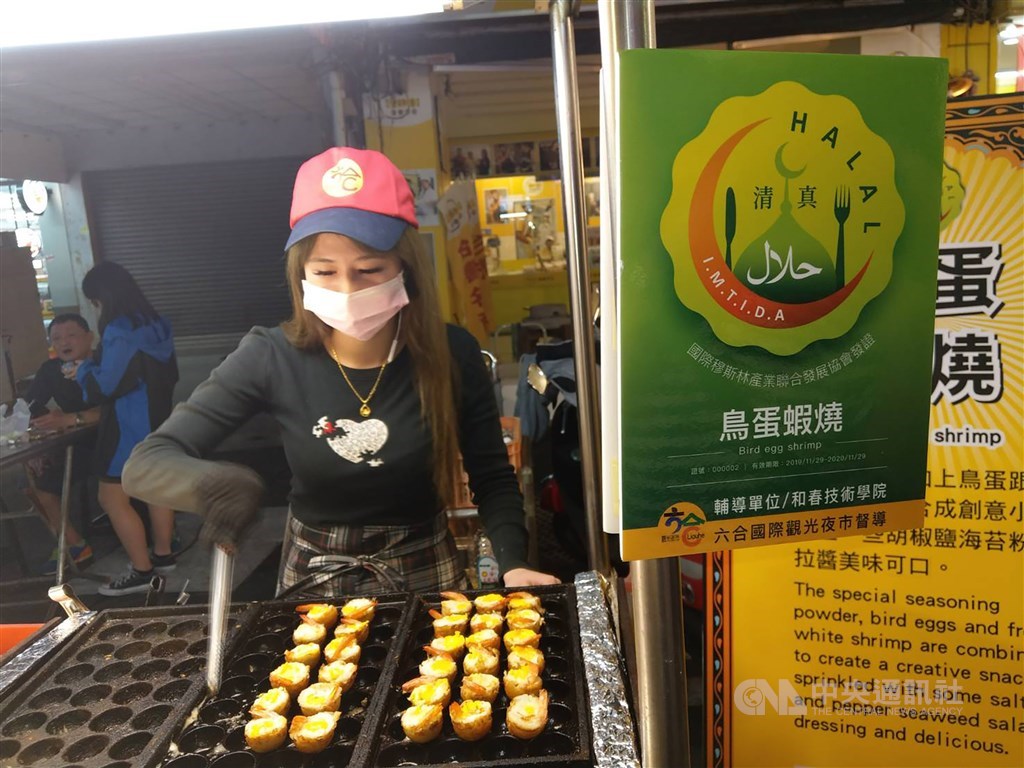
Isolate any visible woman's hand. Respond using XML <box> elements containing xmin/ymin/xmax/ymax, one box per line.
<box><xmin>503</xmin><ymin>567</ymin><xmax>560</xmax><ymax>588</ymax></box>
<box><xmin>30</xmin><ymin>410</ymin><xmax>75</xmax><ymax>430</ymax></box>
<box><xmin>197</xmin><ymin>463</ymin><xmax>266</xmax><ymax>554</ymax></box>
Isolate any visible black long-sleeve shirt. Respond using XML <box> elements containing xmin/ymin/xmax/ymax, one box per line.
<box><xmin>26</xmin><ymin>359</ymin><xmax>89</xmax><ymax>418</ymax></box>
<box><xmin>123</xmin><ymin>324</ymin><xmax>528</xmax><ymax>574</ymax></box>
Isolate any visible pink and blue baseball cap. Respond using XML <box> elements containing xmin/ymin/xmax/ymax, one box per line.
<box><xmin>285</xmin><ymin>147</ymin><xmax>419</xmax><ymax>252</ymax></box>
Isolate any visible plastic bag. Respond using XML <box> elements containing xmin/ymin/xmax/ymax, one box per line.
<box><xmin>0</xmin><ymin>398</ymin><xmax>31</xmax><ymax>440</ymax></box>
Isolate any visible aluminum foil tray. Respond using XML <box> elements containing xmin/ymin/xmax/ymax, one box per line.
<box><xmin>0</xmin><ymin>605</ymin><xmax>249</xmax><ymax>768</ymax></box>
<box><xmin>162</xmin><ymin>594</ymin><xmax>416</xmax><ymax>768</ymax></box>
<box><xmin>371</xmin><ymin>585</ymin><xmax>591</xmax><ymax>768</ymax></box>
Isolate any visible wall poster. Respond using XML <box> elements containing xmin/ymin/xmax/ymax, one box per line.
<box><xmin>711</xmin><ymin>93</ymin><xmax>1024</xmax><ymax>768</ymax></box>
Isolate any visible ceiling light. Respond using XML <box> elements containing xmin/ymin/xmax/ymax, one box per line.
<box><xmin>0</xmin><ymin>0</ymin><xmax>450</xmax><ymax>48</ymax></box>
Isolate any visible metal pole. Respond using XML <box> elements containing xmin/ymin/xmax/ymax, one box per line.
<box><xmin>55</xmin><ymin>444</ymin><xmax>73</xmax><ymax>586</ymax></box>
<box><xmin>633</xmin><ymin>558</ymin><xmax>689</xmax><ymax>765</ymax></box>
<box><xmin>550</xmin><ymin>0</ymin><xmax>610</xmax><ymax>576</ymax></box>
<box><xmin>326</xmin><ymin>70</ymin><xmax>348</xmax><ymax>147</ymax></box>
<box><xmin>598</xmin><ymin>1</ymin><xmax>691</xmax><ymax>766</ymax></box>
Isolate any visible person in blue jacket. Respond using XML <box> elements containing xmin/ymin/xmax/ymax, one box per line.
<box><xmin>68</xmin><ymin>261</ymin><xmax>179</xmax><ymax>595</ymax></box>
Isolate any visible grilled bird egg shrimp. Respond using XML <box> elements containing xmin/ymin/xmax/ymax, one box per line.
<box><xmin>439</xmin><ymin>590</ymin><xmax>473</xmax><ymax>616</ymax></box>
<box><xmin>268</xmin><ymin>662</ymin><xmax>310</xmax><ymax>698</ymax></box>
<box><xmin>292</xmin><ymin>614</ymin><xmax>328</xmax><ymax>645</ymax></box>
<box><xmin>450</xmin><ymin>700</ymin><xmax>493</xmax><ymax>741</ymax></box>
<box><xmin>473</xmin><ymin>592</ymin><xmax>507</xmax><ymax>615</ymax></box>
<box><xmin>507</xmin><ymin>591</ymin><xmax>542</xmax><ymax>612</ymax></box>
<box><xmin>503</xmin><ymin>628</ymin><xmax>541</xmax><ymax>652</ymax></box>
<box><xmin>430</xmin><ymin>609</ymin><xmax>469</xmax><ymax>637</ymax></box>
<box><xmin>470</xmin><ymin>612</ymin><xmax>503</xmax><ymax>634</ymax></box>
<box><xmin>334</xmin><ymin>617</ymin><xmax>370</xmax><ymax>643</ymax></box>
<box><xmin>249</xmin><ymin>688</ymin><xmax>290</xmax><ymax>718</ymax></box>
<box><xmin>341</xmin><ymin>597</ymin><xmax>377</xmax><ymax>622</ymax></box>
<box><xmin>324</xmin><ymin>634</ymin><xmax>362</xmax><ymax>665</ymax></box>
<box><xmin>295</xmin><ymin>602</ymin><xmax>338</xmax><ymax>629</ymax></box>
<box><xmin>507</xmin><ymin>690</ymin><xmax>549</xmax><ymax>740</ymax></box>
<box><xmin>463</xmin><ymin>647</ymin><xmax>500</xmax><ymax>676</ymax></box>
<box><xmin>290</xmin><ymin>711</ymin><xmax>342</xmax><ymax>753</ymax></box>
<box><xmin>297</xmin><ymin>682</ymin><xmax>342</xmax><ymax>716</ymax></box>
<box><xmin>460</xmin><ymin>673</ymin><xmax>500</xmax><ymax>703</ymax></box>
<box><xmin>402</xmin><ymin>675</ymin><xmax>452</xmax><ymax>707</ymax></box>
<box><xmin>506</xmin><ymin>608</ymin><xmax>544</xmax><ymax>633</ymax></box>
<box><xmin>418</xmin><ymin>648</ymin><xmax>459</xmax><ymax>681</ymax></box>
<box><xmin>284</xmin><ymin>642</ymin><xmax>321</xmax><ymax>667</ymax></box>
<box><xmin>245</xmin><ymin>711</ymin><xmax>288</xmax><ymax>753</ymax></box>
<box><xmin>507</xmin><ymin>645</ymin><xmax>546</xmax><ymax>674</ymax></box>
<box><xmin>465</xmin><ymin>628</ymin><xmax>501</xmax><ymax>654</ymax></box>
<box><xmin>429</xmin><ymin>632</ymin><xmax>466</xmax><ymax>660</ymax></box>
<box><xmin>503</xmin><ymin>662</ymin><xmax>543</xmax><ymax>698</ymax></box>
<box><xmin>318</xmin><ymin>661</ymin><xmax>359</xmax><ymax>693</ymax></box>
<box><xmin>401</xmin><ymin>704</ymin><xmax>444</xmax><ymax>743</ymax></box>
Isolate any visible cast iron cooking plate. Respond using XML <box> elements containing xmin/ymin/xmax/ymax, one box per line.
<box><xmin>0</xmin><ymin>605</ymin><xmax>250</xmax><ymax>768</ymax></box>
<box><xmin>160</xmin><ymin>594</ymin><xmax>416</xmax><ymax>768</ymax></box>
<box><xmin>371</xmin><ymin>584</ymin><xmax>591</xmax><ymax>768</ymax></box>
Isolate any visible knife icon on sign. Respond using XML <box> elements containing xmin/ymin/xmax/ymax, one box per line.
<box><xmin>725</xmin><ymin>186</ymin><xmax>736</xmax><ymax>270</ymax></box>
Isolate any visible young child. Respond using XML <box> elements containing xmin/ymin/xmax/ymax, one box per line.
<box><xmin>25</xmin><ymin>313</ymin><xmax>101</xmax><ymax>574</ymax></box>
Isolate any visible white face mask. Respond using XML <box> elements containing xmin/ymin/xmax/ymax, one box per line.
<box><xmin>302</xmin><ymin>272</ymin><xmax>409</xmax><ymax>342</ymax></box>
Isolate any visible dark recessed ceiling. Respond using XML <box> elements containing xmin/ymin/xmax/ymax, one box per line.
<box><xmin>0</xmin><ymin>1</ymin><xmax>972</xmax><ymax>141</ymax></box>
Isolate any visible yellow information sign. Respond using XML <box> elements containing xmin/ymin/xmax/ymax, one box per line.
<box><xmin>438</xmin><ymin>181</ymin><xmax>495</xmax><ymax>343</ymax></box>
<box><xmin>711</xmin><ymin>93</ymin><xmax>1024</xmax><ymax>768</ymax></box>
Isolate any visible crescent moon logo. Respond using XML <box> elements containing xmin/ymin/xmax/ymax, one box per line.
<box><xmin>661</xmin><ymin>81</ymin><xmax>903</xmax><ymax>355</ymax></box>
<box><xmin>687</xmin><ymin>121</ymin><xmax>871</xmax><ymax>329</ymax></box>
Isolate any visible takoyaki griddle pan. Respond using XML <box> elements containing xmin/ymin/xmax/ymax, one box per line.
<box><xmin>0</xmin><ymin>605</ymin><xmax>250</xmax><ymax>768</ymax></box>
<box><xmin>371</xmin><ymin>584</ymin><xmax>591</xmax><ymax>768</ymax></box>
<box><xmin>161</xmin><ymin>594</ymin><xmax>416</xmax><ymax>768</ymax></box>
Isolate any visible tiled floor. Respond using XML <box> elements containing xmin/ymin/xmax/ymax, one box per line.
<box><xmin>69</xmin><ymin>506</ymin><xmax>287</xmax><ymax>597</ymax></box>
<box><xmin>0</xmin><ymin>506</ymin><xmax>288</xmax><ymax>623</ymax></box>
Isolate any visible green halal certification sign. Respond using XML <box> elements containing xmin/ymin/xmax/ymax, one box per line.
<box><xmin>663</xmin><ymin>81</ymin><xmax>905</xmax><ymax>355</ymax></box>
<box><xmin>615</xmin><ymin>50</ymin><xmax>946</xmax><ymax>559</ymax></box>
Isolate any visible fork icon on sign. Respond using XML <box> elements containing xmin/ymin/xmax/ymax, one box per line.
<box><xmin>834</xmin><ymin>187</ymin><xmax>851</xmax><ymax>290</ymax></box>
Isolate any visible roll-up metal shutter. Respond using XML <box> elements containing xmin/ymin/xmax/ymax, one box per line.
<box><xmin>83</xmin><ymin>156</ymin><xmax>305</xmax><ymax>338</ymax></box>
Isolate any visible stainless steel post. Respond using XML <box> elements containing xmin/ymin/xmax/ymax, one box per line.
<box><xmin>326</xmin><ymin>69</ymin><xmax>348</xmax><ymax>147</ymax></box>
<box><xmin>633</xmin><ymin>558</ymin><xmax>689</xmax><ymax>767</ymax></box>
<box><xmin>550</xmin><ymin>0</ymin><xmax>610</xmax><ymax>576</ymax></box>
<box><xmin>55</xmin><ymin>444</ymin><xmax>73</xmax><ymax>586</ymax></box>
<box><xmin>207</xmin><ymin>545</ymin><xmax>234</xmax><ymax>696</ymax></box>
<box><xmin>598</xmin><ymin>1</ymin><xmax>691</xmax><ymax>766</ymax></box>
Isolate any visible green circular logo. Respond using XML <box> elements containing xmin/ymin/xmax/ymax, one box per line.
<box><xmin>661</xmin><ymin>81</ymin><xmax>904</xmax><ymax>355</ymax></box>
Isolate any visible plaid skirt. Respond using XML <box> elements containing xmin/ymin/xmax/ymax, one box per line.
<box><xmin>276</xmin><ymin>510</ymin><xmax>467</xmax><ymax>598</ymax></box>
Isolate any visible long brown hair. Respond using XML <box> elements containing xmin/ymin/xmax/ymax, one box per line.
<box><xmin>282</xmin><ymin>229</ymin><xmax>459</xmax><ymax>508</ymax></box>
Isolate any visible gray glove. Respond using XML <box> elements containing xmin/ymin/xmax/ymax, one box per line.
<box><xmin>196</xmin><ymin>463</ymin><xmax>266</xmax><ymax>553</ymax></box>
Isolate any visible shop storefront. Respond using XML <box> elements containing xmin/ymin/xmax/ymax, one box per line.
<box><xmin>0</xmin><ymin>179</ymin><xmax>85</xmax><ymax>401</ymax></box>
<box><xmin>1</xmin><ymin>2</ymin><xmax>1021</xmax><ymax>767</ymax></box>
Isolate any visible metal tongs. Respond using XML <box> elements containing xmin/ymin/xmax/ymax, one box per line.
<box><xmin>206</xmin><ymin>545</ymin><xmax>234</xmax><ymax>696</ymax></box>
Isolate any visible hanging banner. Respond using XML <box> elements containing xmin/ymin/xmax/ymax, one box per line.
<box><xmin>363</xmin><ymin>70</ymin><xmax>433</xmax><ymax>128</ymax></box>
<box><xmin>712</xmin><ymin>93</ymin><xmax>1024</xmax><ymax>768</ymax></box>
<box><xmin>438</xmin><ymin>181</ymin><xmax>494</xmax><ymax>343</ymax></box>
<box><xmin>615</xmin><ymin>50</ymin><xmax>947</xmax><ymax>559</ymax></box>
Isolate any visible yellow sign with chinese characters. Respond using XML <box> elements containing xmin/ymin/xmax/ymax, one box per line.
<box><xmin>711</xmin><ymin>93</ymin><xmax>1024</xmax><ymax>768</ymax></box>
<box><xmin>438</xmin><ymin>181</ymin><xmax>494</xmax><ymax>344</ymax></box>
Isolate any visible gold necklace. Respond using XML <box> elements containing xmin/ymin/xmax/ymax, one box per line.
<box><xmin>326</xmin><ymin>315</ymin><xmax>402</xmax><ymax>418</ymax></box>
<box><xmin>328</xmin><ymin>346</ymin><xmax>388</xmax><ymax>418</ymax></box>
